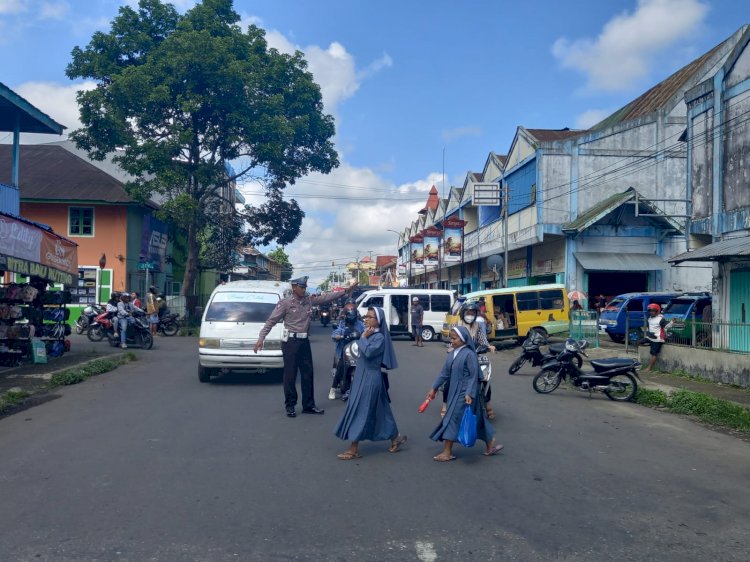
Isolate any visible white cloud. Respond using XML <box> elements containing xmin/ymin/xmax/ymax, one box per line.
<box><xmin>239</xmin><ymin>165</ymin><xmax>440</xmax><ymax>287</ymax></box>
<box><xmin>575</xmin><ymin>109</ymin><xmax>611</xmax><ymax>129</ymax></box>
<box><xmin>441</xmin><ymin>126</ymin><xmax>482</xmax><ymax>142</ymax></box>
<box><xmin>552</xmin><ymin>0</ymin><xmax>708</xmax><ymax>91</ymax></box>
<box><xmin>0</xmin><ymin>0</ymin><xmax>25</xmax><ymax>15</ymax></box>
<box><xmin>9</xmin><ymin>81</ymin><xmax>95</xmax><ymax>143</ymax></box>
<box><xmin>39</xmin><ymin>0</ymin><xmax>68</xmax><ymax>19</ymax></box>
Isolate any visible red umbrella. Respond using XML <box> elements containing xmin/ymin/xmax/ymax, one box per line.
<box><xmin>568</xmin><ymin>290</ymin><xmax>587</xmax><ymax>302</ymax></box>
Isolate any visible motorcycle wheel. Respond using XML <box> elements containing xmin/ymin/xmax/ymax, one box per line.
<box><xmin>533</xmin><ymin>368</ymin><xmax>562</xmax><ymax>394</ymax></box>
<box><xmin>604</xmin><ymin>373</ymin><xmax>638</xmax><ymax>402</ymax></box>
<box><xmin>75</xmin><ymin>316</ymin><xmax>88</xmax><ymax>334</ymax></box>
<box><xmin>139</xmin><ymin>332</ymin><xmax>154</xmax><ymax>350</ymax></box>
<box><xmin>161</xmin><ymin>321</ymin><xmax>179</xmax><ymax>336</ymax></box>
<box><xmin>508</xmin><ymin>356</ymin><xmax>526</xmax><ymax>375</ymax></box>
<box><xmin>87</xmin><ymin>325</ymin><xmax>104</xmax><ymax>342</ymax></box>
<box><xmin>572</xmin><ymin>353</ymin><xmax>584</xmax><ymax>369</ymax></box>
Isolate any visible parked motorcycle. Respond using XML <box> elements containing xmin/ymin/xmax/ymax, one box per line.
<box><xmin>320</xmin><ymin>309</ymin><xmax>331</xmax><ymax>327</ymax></box>
<box><xmin>532</xmin><ymin>338</ymin><xmax>639</xmax><ymax>401</ymax></box>
<box><xmin>75</xmin><ymin>303</ymin><xmax>104</xmax><ymax>334</ymax></box>
<box><xmin>157</xmin><ymin>312</ymin><xmax>180</xmax><ymax>336</ymax></box>
<box><xmin>508</xmin><ymin>331</ymin><xmax>583</xmax><ymax>374</ymax></box>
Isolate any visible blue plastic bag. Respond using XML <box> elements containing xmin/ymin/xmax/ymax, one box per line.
<box><xmin>457</xmin><ymin>403</ymin><xmax>477</xmax><ymax>447</ymax></box>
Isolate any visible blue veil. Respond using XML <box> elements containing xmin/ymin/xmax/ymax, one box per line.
<box><xmin>451</xmin><ymin>325</ymin><xmax>477</xmax><ymax>353</ymax></box>
<box><xmin>372</xmin><ymin>306</ymin><xmax>398</xmax><ymax>370</ymax></box>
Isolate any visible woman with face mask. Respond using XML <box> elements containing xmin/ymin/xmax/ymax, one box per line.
<box><xmin>440</xmin><ymin>302</ymin><xmax>497</xmax><ymax>420</ymax></box>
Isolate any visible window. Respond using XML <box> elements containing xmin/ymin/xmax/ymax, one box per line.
<box><xmin>205</xmin><ymin>292</ymin><xmax>279</xmax><ymax>322</ymax></box>
<box><xmin>516</xmin><ymin>291</ymin><xmax>540</xmax><ymax>311</ymax></box>
<box><xmin>539</xmin><ymin>289</ymin><xmax>564</xmax><ymax>310</ymax></box>
<box><xmin>626</xmin><ymin>299</ymin><xmax>643</xmax><ymax>312</ymax></box>
<box><xmin>69</xmin><ymin>207</ymin><xmax>94</xmax><ymax>236</ymax></box>
<box><xmin>430</xmin><ymin>294</ymin><xmax>451</xmax><ymax>312</ymax></box>
<box><xmin>411</xmin><ymin>295</ymin><xmax>428</xmax><ymax>310</ymax></box>
<box><xmin>366</xmin><ymin>296</ymin><xmax>384</xmax><ymax>308</ymax></box>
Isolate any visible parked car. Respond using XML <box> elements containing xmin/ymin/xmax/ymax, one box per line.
<box><xmin>198</xmin><ymin>280</ymin><xmax>288</xmax><ymax>382</ymax></box>
<box><xmin>662</xmin><ymin>292</ymin><xmax>712</xmax><ymax>346</ymax></box>
<box><xmin>598</xmin><ymin>291</ymin><xmax>680</xmax><ymax>343</ymax></box>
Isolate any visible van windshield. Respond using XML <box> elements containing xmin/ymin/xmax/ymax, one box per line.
<box><xmin>604</xmin><ymin>297</ymin><xmax>625</xmax><ymax>311</ymax></box>
<box><xmin>205</xmin><ymin>292</ymin><xmax>279</xmax><ymax>323</ymax></box>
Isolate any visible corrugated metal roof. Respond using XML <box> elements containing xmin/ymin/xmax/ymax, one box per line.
<box><xmin>0</xmin><ymin>144</ymin><xmax>137</xmax><ymax>204</ymax></box>
<box><xmin>575</xmin><ymin>252</ymin><xmax>666</xmax><ymax>271</ymax></box>
<box><xmin>668</xmin><ymin>237</ymin><xmax>750</xmax><ymax>263</ymax></box>
<box><xmin>591</xmin><ymin>36</ymin><xmax>731</xmax><ymax>131</ymax></box>
<box><xmin>0</xmin><ymin>82</ymin><xmax>65</xmax><ymax>135</ymax></box>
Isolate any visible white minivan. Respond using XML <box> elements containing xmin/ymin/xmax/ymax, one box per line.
<box><xmin>355</xmin><ymin>288</ymin><xmax>456</xmax><ymax>342</ymax></box>
<box><xmin>198</xmin><ymin>280</ymin><xmax>289</xmax><ymax>382</ymax></box>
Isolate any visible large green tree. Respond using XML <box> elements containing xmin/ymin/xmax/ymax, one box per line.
<box><xmin>66</xmin><ymin>0</ymin><xmax>338</xmax><ymax>295</ymax></box>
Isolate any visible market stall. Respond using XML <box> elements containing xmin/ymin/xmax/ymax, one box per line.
<box><xmin>0</xmin><ymin>211</ymin><xmax>78</xmax><ymax>365</ymax></box>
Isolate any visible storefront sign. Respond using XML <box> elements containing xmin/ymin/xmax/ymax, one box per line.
<box><xmin>0</xmin><ymin>213</ymin><xmax>78</xmax><ymax>283</ymax></box>
<box><xmin>140</xmin><ymin>215</ymin><xmax>168</xmax><ymax>273</ymax></box>
<box><xmin>508</xmin><ymin>259</ymin><xmax>527</xmax><ymax>279</ymax></box>
<box><xmin>3</xmin><ymin>255</ymin><xmax>75</xmax><ymax>285</ymax></box>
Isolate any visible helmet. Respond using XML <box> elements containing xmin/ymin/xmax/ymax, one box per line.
<box><xmin>462</xmin><ymin>302</ymin><xmax>480</xmax><ymax>314</ymax></box>
<box><xmin>647</xmin><ymin>303</ymin><xmax>661</xmax><ymax>313</ymax></box>
<box><xmin>344</xmin><ymin>310</ymin><xmax>358</xmax><ymax>324</ymax></box>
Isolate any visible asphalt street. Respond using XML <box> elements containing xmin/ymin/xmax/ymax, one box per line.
<box><xmin>1</xmin><ymin>326</ymin><xmax>749</xmax><ymax>561</ymax></box>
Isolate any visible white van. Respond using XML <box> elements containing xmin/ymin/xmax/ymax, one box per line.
<box><xmin>355</xmin><ymin>288</ymin><xmax>456</xmax><ymax>342</ymax></box>
<box><xmin>198</xmin><ymin>280</ymin><xmax>289</xmax><ymax>382</ymax></box>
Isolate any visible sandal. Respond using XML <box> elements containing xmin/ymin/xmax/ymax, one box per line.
<box><xmin>483</xmin><ymin>444</ymin><xmax>504</xmax><ymax>456</ymax></box>
<box><xmin>389</xmin><ymin>434</ymin><xmax>407</xmax><ymax>453</ymax></box>
<box><xmin>486</xmin><ymin>407</ymin><xmax>496</xmax><ymax>421</ymax></box>
<box><xmin>433</xmin><ymin>454</ymin><xmax>456</xmax><ymax>462</ymax></box>
<box><xmin>337</xmin><ymin>451</ymin><xmax>362</xmax><ymax>460</ymax></box>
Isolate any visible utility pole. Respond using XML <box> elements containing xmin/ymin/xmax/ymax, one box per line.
<box><xmin>503</xmin><ymin>182</ymin><xmax>509</xmax><ymax>288</ymax></box>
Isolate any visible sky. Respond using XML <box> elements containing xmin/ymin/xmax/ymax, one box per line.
<box><xmin>1</xmin><ymin>0</ymin><xmax>748</xmax><ymax>287</ymax></box>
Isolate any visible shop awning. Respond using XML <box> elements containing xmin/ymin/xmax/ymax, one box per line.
<box><xmin>668</xmin><ymin>236</ymin><xmax>750</xmax><ymax>264</ymax></box>
<box><xmin>575</xmin><ymin>252</ymin><xmax>666</xmax><ymax>271</ymax></box>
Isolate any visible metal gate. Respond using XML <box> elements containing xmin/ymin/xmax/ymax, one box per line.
<box><xmin>729</xmin><ymin>270</ymin><xmax>750</xmax><ymax>353</ymax></box>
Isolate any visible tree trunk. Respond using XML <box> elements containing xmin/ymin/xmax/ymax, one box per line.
<box><xmin>181</xmin><ymin>221</ymin><xmax>200</xmax><ymax>322</ymax></box>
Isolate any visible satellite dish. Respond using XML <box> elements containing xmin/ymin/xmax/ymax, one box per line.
<box><xmin>486</xmin><ymin>255</ymin><xmax>504</xmax><ymax>271</ymax></box>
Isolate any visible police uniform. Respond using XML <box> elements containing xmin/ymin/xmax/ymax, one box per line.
<box><xmin>258</xmin><ymin>276</ymin><xmax>351</xmax><ymax>417</ymax></box>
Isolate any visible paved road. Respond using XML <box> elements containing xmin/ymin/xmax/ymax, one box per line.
<box><xmin>1</xmin><ymin>327</ymin><xmax>749</xmax><ymax>561</ymax></box>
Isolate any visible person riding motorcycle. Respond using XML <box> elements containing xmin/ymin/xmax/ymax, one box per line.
<box><xmin>115</xmin><ymin>292</ymin><xmax>144</xmax><ymax>349</ymax></box>
<box><xmin>441</xmin><ymin>302</ymin><xmax>497</xmax><ymax>419</ymax></box>
<box><xmin>329</xmin><ymin>300</ymin><xmax>364</xmax><ymax>400</ymax></box>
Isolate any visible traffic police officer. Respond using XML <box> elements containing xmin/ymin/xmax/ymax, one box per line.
<box><xmin>254</xmin><ymin>276</ymin><xmax>358</xmax><ymax>417</ymax></box>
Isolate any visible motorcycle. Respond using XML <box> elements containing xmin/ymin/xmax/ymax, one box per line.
<box><xmin>532</xmin><ymin>338</ymin><xmax>640</xmax><ymax>401</ymax></box>
<box><xmin>508</xmin><ymin>331</ymin><xmax>583</xmax><ymax>374</ymax></box>
<box><xmin>75</xmin><ymin>303</ymin><xmax>104</xmax><ymax>334</ymax></box>
<box><xmin>157</xmin><ymin>312</ymin><xmax>180</xmax><ymax>336</ymax></box>
<box><xmin>337</xmin><ymin>330</ymin><xmax>361</xmax><ymax>401</ymax></box>
<box><xmin>106</xmin><ymin>311</ymin><xmax>153</xmax><ymax>349</ymax></box>
<box><xmin>87</xmin><ymin>310</ymin><xmax>115</xmax><ymax>342</ymax></box>
<box><xmin>320</xmin><ymin>309</ymin><xmax>331</xmax><ymax>327</ymax></box>
<box><xmin>477</xmin><ymin>345</ymin><xmax>492</xmax><ymax>383</ymax></box>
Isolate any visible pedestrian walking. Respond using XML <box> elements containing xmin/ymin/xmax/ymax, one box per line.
<box><xmin>411</xmin><ymin>296</ymin><xmax>425</xmax><ymax>347</ymax></box>
<box><xmin>254</xmin><ymin>276</ymin><xmax>358</xmax><ymax>418</ymax></box>
<box><xmin>334</xmin><ymin>306</ymin><xmax>407</xmax><ymax>460</ymax></box>
<box><xmin>426</xmin><ymin>326</ymin><xmax>503</xmax><ymax>462</ymax></box>
<box><xmin>641</xmin><ymin>303</ymin><xmax>673</xmax><ymax>373</ymax></box>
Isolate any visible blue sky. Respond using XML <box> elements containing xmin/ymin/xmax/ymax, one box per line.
<box><xmin>1</xmin><ymin>0</ymin><xmax>747</xmax><ymax>285</ymax></box>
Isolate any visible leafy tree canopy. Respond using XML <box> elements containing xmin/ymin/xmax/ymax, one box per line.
<box><xmin>67</xmin><ymin>0</ymin><xmax>338</xmax><ymax>294</ymax></box>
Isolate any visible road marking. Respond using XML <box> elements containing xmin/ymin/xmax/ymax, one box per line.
<box><xmin>415</xmin><ymin>541</ymin><xmax>437</xmax><ymax>561</ymax></box>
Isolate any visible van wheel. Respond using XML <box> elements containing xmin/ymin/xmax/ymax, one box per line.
<box><xmin>527</xmin><ymin>327</ymin><xmax>547</xmax><ymax>341</ymax></box>
<box><xmin>609</xmin><ymin>333</ymin><xmax>625</xmax><ymax>344</ymax></box>
<box><xmin>198</xmin><ymin>364</ymin><xmax>214</xmax><ymax>383</ymax></box>
<box><xmin>421</xmin><ymin>327</ymin><xmax>435</xmax><ymax>342</ymax></box>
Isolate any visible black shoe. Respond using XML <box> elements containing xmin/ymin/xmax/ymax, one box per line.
<box><xmin>340</xmin><ymin>392</ymin><xmax>349</xmax><ymax>402</ymax></box>
<box><xmin>286</xmin><ymin>408</ymin><xmax>296</xmax><ymax>418</ymax></box>
<box><xmin>301</xmin><ymin>407</ymin><xmax>325</xmax><ymax>415</ymax></box>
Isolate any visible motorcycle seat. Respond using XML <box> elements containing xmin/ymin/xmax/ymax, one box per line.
<box><xmin>548</xmin><ymin>343</ymin><xmax>565</xmax><ymax>354</ymax></box>
<box><xmin>590</xmin><ymin>358</ymin><xmax>636</xmax><ymax>372</ymax></box>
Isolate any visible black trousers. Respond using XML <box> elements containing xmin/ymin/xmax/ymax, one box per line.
<box><xmin>282</xmin><ymin>338</ymin><xmax>316</xmax><ymax>409</ymax></box>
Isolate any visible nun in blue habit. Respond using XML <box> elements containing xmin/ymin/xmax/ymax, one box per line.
<box><xmin>426</xmin><ymin>325</ymin><xmax>503</xmax><ymax>462</ymax></box>
<box><xmin>334</xmin><ymin>306</ymin><xmax>407</xmax><ymax>460</ymax></box>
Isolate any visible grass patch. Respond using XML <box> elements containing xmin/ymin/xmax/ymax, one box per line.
<box><xmin>48</xmin><ymin>354</ymin><xmax>136</xmax><ymax>388</ymax></box>
<box><xmin>636</xmin><ymin>387</ymin><xmax>750</xmax><ymax>432</ymax></box>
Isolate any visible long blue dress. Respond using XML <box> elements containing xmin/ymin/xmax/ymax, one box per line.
<box><xmin>334</xmin><ymin>330</ymin><xmax>399</xmax><ymax>442</ymax></box>
<box><xmin>430</xmin><ymin>335</ymin><xmax>495</xmax><ymax>445</ymax></box>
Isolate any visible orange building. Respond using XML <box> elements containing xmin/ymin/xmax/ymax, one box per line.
<box><xmin>1</xmin><ymin>142</ymin><xmax>164</xmax><ymax>312</ymax></box>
